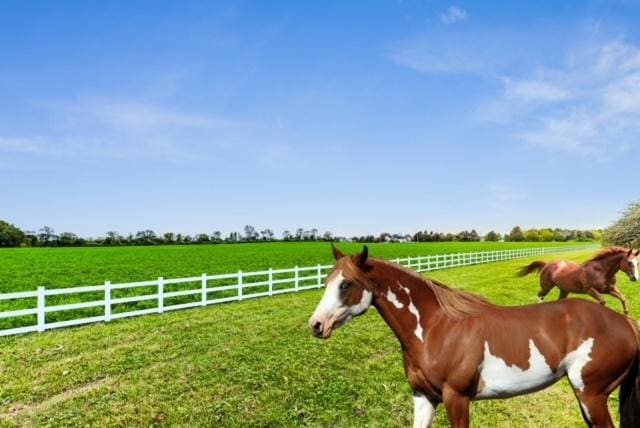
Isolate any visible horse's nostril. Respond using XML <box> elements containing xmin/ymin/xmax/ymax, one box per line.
<box><xmin>312</xmin><ymin>321</ymin><xmax>323</xmax><ymax>335</ymax></box>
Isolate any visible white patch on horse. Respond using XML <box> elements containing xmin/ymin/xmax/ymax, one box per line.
<box><xmin>413</xmin><ymin>391</ymin><xmax>436</xmax><ymax>428</ymax></box>
<box><xmin>408</xmin><ymin>300</ymin><xmax>424</xmax><ymax>342</ymax></box>
<box><xmin>398</xmin><ymin>281</ymin><xmax>411</xmax><ymax>295</ymax></box>
<box><xmin>476</xmin><ymin>340</ymin><xmax>557</xmax><ymax>398</ymax></box>
<box><xmin>476</xmin><ymin>337</ymin><xmax>594</xmax><ymax>398</ymax></box>
<box><xmin>386</xmin><ymin>289</ymin><xmax>404</xmax><ymax>309</ymax></box>
<box><xmin>352</xmin><ymin>289</ymin><xmax>373</xmax><ymax>315</ymax></box>
<box><xmin>397</xmin><ymin>281</ymin><xmax>423</xmax><ymax>342</ymax></box>
<box><xmin>562</xmin><ymin>338</ymin><xmax>593</xmax><ymax>392</ymax></box>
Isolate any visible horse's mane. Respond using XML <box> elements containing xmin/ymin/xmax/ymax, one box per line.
<box><xmin>587</xmin><ymin>246</ymin><xmax>628</xmax><ymax>263</ymax></box>
<box><xmin>425</xmin><ymin>277</ymin><xmax>492</xmax><ymax>319</ymax></box>
<box><xmin>374</xmin><ymin>259</ymin><xmax>492</xmax><ymax>319</ymax></box>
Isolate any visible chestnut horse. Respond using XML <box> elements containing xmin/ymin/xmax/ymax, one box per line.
<box><xmin>519</xmin><ymin>247</ymin><xmax>639</xmax><ymax>315</ymax></box>
<box><xmin>309</xmin><ymin>245</ymin><xmax>640</xmax><ymax>428</ymax></box>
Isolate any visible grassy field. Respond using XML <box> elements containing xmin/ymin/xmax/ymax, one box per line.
<box><xmin>2</xmin><ymin>247</ymin><xmax>636</xmax><ymax>427</ymax></box>
<box><xmin>0</xmin><ymin>241</ymin><xmax>586</xmax><ymax>292</ymax></box>
<box><xmin>0</xmin><ymin>242</ymin><xmax>589</xmax><ymax>330</ymax></box>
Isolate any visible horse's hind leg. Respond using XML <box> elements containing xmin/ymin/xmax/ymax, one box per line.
<box><xmin>537</xmin><ymin>274</ymin><xmax>555</xmax><ymax>302</ymax></box>
<box><xmin>572</xmin><ymin>393</ymin><xmax>614</xmax><ymax>428</ymax></box>
<box><xmin>586</xmin><ymin>288</ymin><xmax>607</xmax><ymax>307</ymax></box>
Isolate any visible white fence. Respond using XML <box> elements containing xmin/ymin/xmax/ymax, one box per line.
<box><xmin>0</xmin><ymin>245</ymin><xmax>597</xmax><ymax>337</ymax></box>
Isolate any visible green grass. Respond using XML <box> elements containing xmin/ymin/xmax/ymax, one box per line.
<box><xmin>0</xmin><ymin>241</ymin><xmax>585</xmax><ymax>292</ymax></box>
<box><xmin>1</xmin><ymin>247</ymin><xmax>635</xmax><ymax>427</ymax></box>
<box><xmin>0</xmin><ymin>242</ymin><xmax>588</xmax><ymax>330</ymax></box>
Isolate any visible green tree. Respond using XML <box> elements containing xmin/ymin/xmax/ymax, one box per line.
<box><xmin>540</xmin><ymin>229</ymin><xmax>554</xmax><ymax>242</ymax></box>
<box><xmin>507</xmin><ymin>226</ymin><xmax>525</xmax><ymax>242</ymax></box>
<box><xmin>484</xmin><ymin>231</ymin><xmax>501</xmax><ymax>241</ymax></box>
<box><xmin>525</xmin><ymin>229</ymin><xmax>540</xmax><ymax>241</ymax></box>
<box><xmin>0</xmin><ymin>220</ymin><xmax>26</xmax><ymax>247</ymax></box>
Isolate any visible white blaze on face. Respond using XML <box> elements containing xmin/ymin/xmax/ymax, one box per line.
<box><xmin>476</xmin><ymin>337</ymin><xmax>594</xmax><ymax>398</ymax></box>
<box><xmin>309</xmin><ymin>270</ymin><xmax>372</xmax><ymax>336</ymax></box>
<box><xmin>312</xmin><ymin>271</ymin><xmax>346</xmax><ymax>319</ymax></box>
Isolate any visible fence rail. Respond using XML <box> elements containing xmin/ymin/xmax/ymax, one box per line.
<box><xmin>0</xmin><ymin>245</ymin><xmax>597</xmax><ymax>337</ymax></box>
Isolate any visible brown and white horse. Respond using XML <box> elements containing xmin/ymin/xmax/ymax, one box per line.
<box><xmin>519</xmin><ymin>247</ymin><xmax>640</xmax><ymax>315</ymax></box>
<box><xmin>309</xmin><ymin>245</ymin><xmax>640</xmax><ymax>428</ymax></box>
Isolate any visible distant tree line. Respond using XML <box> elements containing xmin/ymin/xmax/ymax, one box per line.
<box><xmin>411</xmin><ymin>227</ymin><xmax>601</xmax><ymax>243</ymax></box>
<box><xmin>0</xmin><ymin>219</ymin><xmax>602</xmax><ymax>248</ymax></box>
<box><xmin>502</xmin><ymin>226</ymin><xmax>602</xmax><ymax>242</ymax></box>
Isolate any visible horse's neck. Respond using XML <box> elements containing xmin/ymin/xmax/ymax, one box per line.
<box><xmin>594</xmin><ymin>254</ymin><xmax>624</xmax><ymax>280</ymax></box>
<box><xmin>369</xmin><ymin>263</ymin><xmax>441</xmax><ymax>347</ymax></box>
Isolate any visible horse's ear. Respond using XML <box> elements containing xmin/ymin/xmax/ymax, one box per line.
<box><xmin>331</xmin><ymin>243</ymin><xmax>345</xmax><ymax>260</ymax></box>
<box><xmin>635</xmin><ymin>249</ymin><xmax>640</xmax><ymax>257</ymax></box>
<box><xmin>353</xmin><ymin>245</ymin><xmax>369</xmax><ymax>269</ymax></box>
<box><xmin>628</xmin><ymin>249</ymin><xmax>633</xmax><ymax>257</ymax></box>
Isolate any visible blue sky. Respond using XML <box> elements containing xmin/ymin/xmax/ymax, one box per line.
<box><xmin>2</xmin><ymin>1</ymin><xmax>640</xmax><ymax>238</ymax></box>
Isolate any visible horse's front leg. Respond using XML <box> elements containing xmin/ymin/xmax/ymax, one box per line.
<box><xmin>412</xmin><ymin>391</ymin><xmax>437</xmax><ymax>428</ymax></box>
<box><xmin>608</xmin><ymin>286</ymin><xmax>629</xmax><ymax>315</ymax></box>
<box><xmin>443</xmin><ymin>386</ymin><xmax>470</xmax><ymax>428</ymax></box>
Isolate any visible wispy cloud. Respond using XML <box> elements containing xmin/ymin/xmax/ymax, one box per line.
<box><xmin>440</xmin><ymin>6</ymin><xmax>467</xmax><ymax>25</ymax></box>
<box><xmin>0</xmin><ymin>98</ymin><xmax>257</xmax><ymax>162</ymax></box>
<box><xmin>481</xmin><ymin>41</ymin><xmax>640</xmax><ymax>153</ymax></box>
<box><xmin>387</xmin><ymin>33</ymin><xmax>491</xmax><ymax>74</ymax></box>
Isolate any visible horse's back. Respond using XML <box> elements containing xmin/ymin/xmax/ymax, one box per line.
<box><xmin>483</xmin><ymin>299</ymin><xmax>636</xmax><ymax>357</ymax></box>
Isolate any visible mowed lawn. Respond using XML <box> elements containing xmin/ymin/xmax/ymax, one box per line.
<box><xmin>3</xmin><ymin>248</ymin><xmax>637</xmax><ymax>427</ymax></box>
<box><xmin>0</xmin><ymin>241</ymin><xmax>585</xmax><ymax>292</ymax></box>
<box><xmin>0</xmin><ymin>242</ymin><xmax>589</xmax><ymax>330</ymax></box>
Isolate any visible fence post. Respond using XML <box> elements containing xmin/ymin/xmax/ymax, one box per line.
<box><xmin>201</xmin><ymin>274</ymin><xmax>207</xmax><ymax>306</ymax></box>
<box><xmin>37</xmin><ymin>286</ymin><xmax>45</xmax><ymax>332</ymax></box>
<box><xmin>316</xmin><ymin>265</ymin><xmax>322</xmax><ymax>288</ymax></box>
<box><xmin>104</xmin><ymin>281</ymin><xmax>111</xmax><ymax>322</ymax></box>
<box><xmin>294</xmin><ymin>266</ymin><xmax>299</xmax><ymax>291</ymax></box>
<box><xmin>158</xmin><ymin>277</ymin><xmax>164</xmax><ymax>313</ymax></box>
<box><xmin>269</xmin><ymin>268</ymin><xmax>274</xmax><ymax>296</ymax></box>
<box><xmin>417</xmin><ymin>256</ymin><xmax>422</xmax><ymax>272</ymax></box>
<box><xmin>238</xmin><ymin>271</ymin><xmax>243</xmax><ymax>300</ymax></box>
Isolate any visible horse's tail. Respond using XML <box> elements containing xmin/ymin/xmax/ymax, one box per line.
<box><xmin>516</xmin><ymin>261</ymin><xmax>546</xmax><ymax>277</ymax></box>
<box><xmin>620</xmin><ymin>321</ymin><xmax>640</xmax><ymax>428</ymax></box>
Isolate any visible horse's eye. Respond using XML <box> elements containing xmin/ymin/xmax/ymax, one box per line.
<box><xmin>339</xmin><ymin>281</ymin><xmax>351</xmax><ymax>290</ymax></box>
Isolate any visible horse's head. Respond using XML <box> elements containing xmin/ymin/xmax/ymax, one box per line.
<box><xmin>620</xmin><ymin>249</ymin><xmax>640</xmax><ymax>282</ymax></box>
<box><xmin>308</xmin><ymin>244</ymin><xmax>374</xmax><ymax>339</ymax></box>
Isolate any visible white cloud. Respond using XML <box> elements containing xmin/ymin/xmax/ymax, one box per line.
<box><xmin>477</xmin><ymin>41</ymin><xmax>640</xmax><ymax>154</ymax></box>
<box><xmin>387</xmin><ymin>33</ymin><xmax>491</xmax><ymax>75</ymax></box>
<box><xmin>504</xmin><ymin>79</ymin><xmax>572</xmax><ymax>103</ymax></box>
<box><xmin>0</xmin><ymin>98</ymin><xmax>258</xmax><ymax>162</ymax></box>
<box><xmin>440</xmin><ymin>6</ymin><xmax>467</xmax><ymax>25</ymax></box>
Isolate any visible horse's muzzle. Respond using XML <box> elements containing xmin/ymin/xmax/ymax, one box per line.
<box><xmin>309</xmin><ymin>317</ymin><xmax>333</xmax><ymax>339</ymax></box>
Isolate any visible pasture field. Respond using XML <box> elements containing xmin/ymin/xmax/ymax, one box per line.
<box><xmin>0</xmin><ymin>241</ymin><xmax>588</xmax><ymax>330</ymax></box>
<box><xmin>1</xmin><ymin>248</ymin><xmax>636</xmax><ymax>427</ymax></box>
<box><xmin>0</xmin><ymin>241</ymin><xmax>585</xmax><ymax>292</ymax></box>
